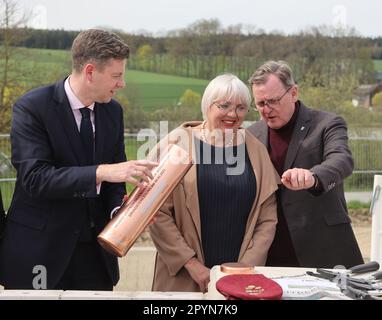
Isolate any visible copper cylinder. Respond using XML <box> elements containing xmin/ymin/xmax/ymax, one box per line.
<box><xmin>220</xmin><ymin>262</ymin><xmax>255</xmax><ymax>274</ymax></box>
<box><xmin>98</xmin><ymin>144</ymin><xmax>192</xmax><ymax>257</ymax></box>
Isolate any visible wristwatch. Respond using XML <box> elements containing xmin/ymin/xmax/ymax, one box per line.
<box><xmin>311</xmin><ymin>172</ymin><xmax>319</xmax><ymax>189</ymax></box>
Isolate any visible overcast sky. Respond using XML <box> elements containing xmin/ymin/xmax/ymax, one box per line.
<box><xmin>16</xmin><ymin>0</ymin><xmax>381</xmax><ymax>37</ymax></box>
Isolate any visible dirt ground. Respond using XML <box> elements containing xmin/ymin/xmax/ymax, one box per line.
<box><xmin>348</xmin><ymin>209</ymin><xmax>372</xmax><ymax>261</ymax></box>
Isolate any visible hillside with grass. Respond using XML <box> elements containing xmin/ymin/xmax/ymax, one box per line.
<box><xmin>124</xmin><ymin>70</ymin><xmax>208</xmax><ymax>112</ymax></box>
<box><xmin>4</xmin><ymin>47</ymin><xmax>208</xmax><ymax>113</ymax></box>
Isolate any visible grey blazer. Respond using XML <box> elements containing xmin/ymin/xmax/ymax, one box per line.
<box><xmin>248</xmin><ymin>102</ymin><xmax>363</xmax><ymax>268</ymax></box>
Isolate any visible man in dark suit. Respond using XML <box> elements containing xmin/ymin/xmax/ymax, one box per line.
<box><xmin>0</xmin><ymin>29</ymin><xmax>157</xmax><ymax>290</ymax></box>
<box><xmin>248</xmin><ymin>60</ymin><xmax>363</xmax><ymax>269</ymax></box>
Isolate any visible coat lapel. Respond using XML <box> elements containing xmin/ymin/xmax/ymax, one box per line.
<box><xmin>238</xmin><ymin>130</ymin><xmax>278</xmax><ymax>259</ymax></box>
<box><xmin>183</xmin><ymin>165</ymin><xmax>203</xmax><ymax>245</ymax></box>
<box><xmin>250</xmin><ymin>119</ymin><xmax>268</xmax><ymax>146</ymax></box>
<box><xmin>245</xmin><ymin>131</ymin><xmax>262</xmax><ymax>208</ymax></box>
<box><xmin>241</xmin><ymin>132</ymin><xmax>260</xmax><ymax>236</ymax></box>
<box><xmin>182</xmin><ymin>127</ymin><xmax>203</xmax><ymax>258</ymax></box>
<box><xmin>283</xmin><ymin>103</ymin><xmax>311</xmax><ymax>171</ymax></box>
<box><xmin>53</xmin><ymin>80</ymin><xmax>87</xmax><ymax>165</ymax></box>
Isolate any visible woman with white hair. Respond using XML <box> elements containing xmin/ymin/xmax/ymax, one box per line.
<box><xmin>149</xmin><ymin>73</ymin><xmax>280</xmax><ymax>292</ymax></box>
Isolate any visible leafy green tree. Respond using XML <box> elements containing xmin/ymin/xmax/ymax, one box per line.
<box><xmin>178</xmin><ymin>89</ymin><xmax>202</xmax><ymax>120</ymax></box>
<box><xmin>0</xmin><ymin>0</ymin><xmax>30</xmax><ymax>132</ymax></box>
<box><xmin>299</xmin><ymin>72</ymin><xmax>358</xmax><ymax>114</ymax></box>
<box><xmin>136</xmin><ymin>44</ymin><xmax>153</xmax><ymax>71</ymax></box>
<box><xmin>179</xmin><ymin>89</ymin><xmax>201</xmax><ymax>108</ymax></box>
<box><xmin>117</xmin><ymin>85</ymin><xmax>148</xmax><ymax>133</ymax></box>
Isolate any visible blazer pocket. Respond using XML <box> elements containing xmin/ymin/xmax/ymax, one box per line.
<box><xmin>8</xmin><ymin>205</ymin><xmax>50</xmax><ymax>231</ymax></box>
<box><xmin>324</xmin><ymin>212</ymin><xmax>351</xmax><ymax>226</ymax></box>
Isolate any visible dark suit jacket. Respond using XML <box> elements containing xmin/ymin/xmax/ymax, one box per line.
<box><xmin>0</xmin><ymin>188</ymin><xmax>5</xmax><ymax>239</ymax></box>
<box><xmin>248</xmin><ymin>101</ymin><xmax>363</xmax><ymax>268</ymax></box>
<box><xmin>0</xmin><ymin>79</ymin><xmax>126</xmax><ymax>288</ymax></box>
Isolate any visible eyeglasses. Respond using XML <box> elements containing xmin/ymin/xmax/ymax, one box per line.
<box><xmin>213</xmin><ymin>102</ymin><xmax>249</xmax><ymax>115</ymax></box>
<box><xmin>255</xmin><ymin>86</ymin><xmax>292</xmax><ymax>109</ymax></box>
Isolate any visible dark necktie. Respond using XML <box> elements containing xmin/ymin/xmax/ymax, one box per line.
<box><xmin>79</xmin><ymin>107</ymin><xmax>94</xmax><ymax>165</ymax></box>
<box><xmin>79</xmin><ymin>107</ymin><xmax>95</xmax><ymax>242</ymax></box>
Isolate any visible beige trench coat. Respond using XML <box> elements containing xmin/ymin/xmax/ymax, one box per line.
<box><xmin>149</xmin><ymin>121</ymin><xmax>280</xmax><ymax>292</ymax></box>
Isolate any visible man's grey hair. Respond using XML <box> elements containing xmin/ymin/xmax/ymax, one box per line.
<box><xmin>248</xmin><ymin>60</ymin><xmax>295</xmax><ymax>89</ymax></box>
<box><xmin>201</xmin><ymin>73</ymin><xmax>251</xmax><ymax>120</ymax></box>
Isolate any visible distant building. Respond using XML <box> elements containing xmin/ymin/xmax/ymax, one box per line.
<box><xmin>352</xmin><ymin>83</ymin><xmax>382</xmax><ymax>108</ymax></box>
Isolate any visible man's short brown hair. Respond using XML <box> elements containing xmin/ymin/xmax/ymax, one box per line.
<box><xmin>71</xmin><ymin>29</ymin><xmax>130</xmax><ymax>73</ymax></box>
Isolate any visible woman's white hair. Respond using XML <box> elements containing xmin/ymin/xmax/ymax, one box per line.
<box><xmin>201</xmin><ymin>73</ymin><xmax>251</xmax><ymax>120</ymax></box>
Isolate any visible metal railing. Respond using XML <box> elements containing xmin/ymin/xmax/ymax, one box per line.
<box><xmin>0</xmin><ymin>134</ymin><xmax>381</xmax><ymax>210</ymax></box>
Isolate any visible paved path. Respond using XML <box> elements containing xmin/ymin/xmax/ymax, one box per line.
<box><xmin>116</xmin><ymin>223</ymin><xmax>372</xmax><ymax>291</ymax></box>
<box><xmin>0</xmin><ymin>229</ymin><xmax>373</xmax><ymax>292</ymax></box>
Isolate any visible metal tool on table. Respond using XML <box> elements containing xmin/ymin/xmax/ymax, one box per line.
<box><xmin>306</xmin><ymin>261</ymin><xmax>382</xmax><ymax>300</ymax></box>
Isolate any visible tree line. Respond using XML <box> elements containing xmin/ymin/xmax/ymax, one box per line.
<box><xmin>3</xmin><ymin>19</ymin><xmax>381</xmax><ymax>59</ymax></box>
<box><xmin>1</xmin><ymin>18</ymin><xmax>379</xmax><ymax>92</ymax></box>
<box><xmin>1</xmin><ymin>19</ymin><xmax>380</xmax><ymax>83</ymax></box>
<box><xmin>2</xmin><ymin>0</ymin><xmax>382</xmax><ymax>132</ymax></box>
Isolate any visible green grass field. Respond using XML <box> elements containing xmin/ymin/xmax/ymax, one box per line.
<box><xmin>374</xmin><ymin>60</ymin><xmax>382</xmax><ymax>72</ymax></box>
<box><xmin>1</xmin><ymin>47</ymin><xmax>208</xmax><ymax>112</ymax></box>
<box><xmin>8</xmin><ymin>47</ymin><xmax>71</xmax><ymax>84</ymax></box>
<box><xmin>124</xmin><ymin>70</ymin><xmax>208</xmax><ymax>112</ymax></box>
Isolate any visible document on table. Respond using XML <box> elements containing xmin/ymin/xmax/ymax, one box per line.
<box><xmin>274</xmin><ymin>277</ymin><xmax>351</xmax><ymax>300</ymax></box>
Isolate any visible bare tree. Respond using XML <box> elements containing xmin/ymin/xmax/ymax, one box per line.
<box><xmin>0</xmin><ymin>0</ymin><xmax>29</xmax><ymax>131</ymax></box>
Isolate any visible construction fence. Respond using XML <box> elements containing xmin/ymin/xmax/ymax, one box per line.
<box><xmin>0</xmin><ymin>134</ymin><xmax>381</xmax><ymax>210</ymax></box>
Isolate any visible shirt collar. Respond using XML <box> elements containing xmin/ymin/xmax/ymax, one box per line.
<box><xmin>64</xmin><ymin>77</ymin><xmax>95</xmax><ymax>111</ymax></box>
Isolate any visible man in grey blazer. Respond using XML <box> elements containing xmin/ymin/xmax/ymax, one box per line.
<box><xmin>248</xmin><ymin>60</ymin><xmax>363</xmax><ymax>268</ymax></box>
